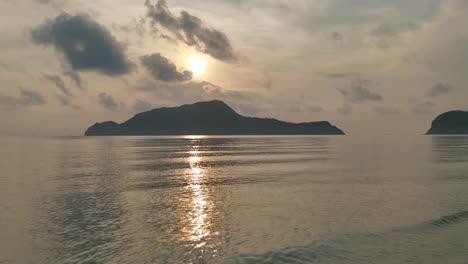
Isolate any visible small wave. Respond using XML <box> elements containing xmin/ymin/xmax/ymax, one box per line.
<box><xmin>429</xmin><ymin>210</ymin><xmax>468</xmax><ymax>227</ymax></box>
<box><xmin>220</xmin><ymin>244</ymin><xmax>340</xmax><ymax>264</ymax></box>
<box><xmin>220</xmin><ymin>210</ymin><xmax>468</xmax><ymax>264</ymax></box>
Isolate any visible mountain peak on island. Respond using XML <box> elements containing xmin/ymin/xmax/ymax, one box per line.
<box><xmin>153</xmin><ymin>100</ymin><xmax>239</xmax><ymax>117</ymax></box>
<box><xmin>85</xmin><ymin>100</ymin><xmax>345</xmax><ymax>136</ymax></box>
<box><xmin>188</xmin><ymin>100</ymin><xmax>231</xmax><ymax>108</ymax></box>
<box><xmin>426</xmin><ymin>110</ymin><xmax>468</xmax><ymax>135</ymax></box>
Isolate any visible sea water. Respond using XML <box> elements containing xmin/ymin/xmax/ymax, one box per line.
<box><xmin>1</xmin><ymin>135</ymin><xmax>467</xmax><ymax>263</ymax></box>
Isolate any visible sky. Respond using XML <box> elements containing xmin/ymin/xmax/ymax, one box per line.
<box><xmin>0</xmin><ymin>0</ymin><xmax>467</xmax><ymax>136</ymax></box>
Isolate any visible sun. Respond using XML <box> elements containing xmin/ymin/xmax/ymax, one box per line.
<box><xmin>188</xmin><ymin>56</ymin><xmax>206</xmax><ymax>77</ymax></box>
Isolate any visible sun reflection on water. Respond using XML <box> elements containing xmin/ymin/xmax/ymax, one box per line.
<box><xmin>186</xmin><ymin>141</ymin><xmax>211</xmax><ymax>248</ymax></box>
<box><xmin>184</xmin><ymin>135</ymin><xmax>206</xmax><ymax>140</ymax></box>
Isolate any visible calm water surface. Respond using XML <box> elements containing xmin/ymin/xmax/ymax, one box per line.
<box><xmin>1</xmin><ymin>135</ymin><xmax>468</xmax><ymax>263</ymax></box>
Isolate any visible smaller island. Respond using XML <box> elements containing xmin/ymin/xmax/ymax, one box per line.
<box><xmin>85</xmin><ymin>100</ymin><xmax>345</xmax><ymax>136</ymax></box>
<box><xmin>426</xmin><ymin>111</ymin><xmax>468</xmax><ymax>135</ymax></box>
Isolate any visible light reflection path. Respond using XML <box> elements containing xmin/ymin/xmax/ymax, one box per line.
<box><xmin>186</xmin><ymin>138</ymin><xmax>211</xmax><ymax>249</ymax></box>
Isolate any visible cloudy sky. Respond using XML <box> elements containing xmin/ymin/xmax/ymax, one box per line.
<box><xmin>1</xmin><ymin>0</ymin><xmax>467</xmax><ymax>136</ymax></box>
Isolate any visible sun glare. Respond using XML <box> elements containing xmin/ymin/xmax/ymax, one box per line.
<box><xmin>188</xmin><ymin>56</ymin><xmax>206</xmax><ymax>77</ymax></box>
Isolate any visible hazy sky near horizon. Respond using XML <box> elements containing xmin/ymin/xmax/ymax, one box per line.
<box><xmin>1</xmin><ymin>0</ymin><xmax>468</xmax><ymax>136</ymax></box>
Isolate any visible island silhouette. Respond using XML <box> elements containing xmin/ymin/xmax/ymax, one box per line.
<box><xmin>427</xmin><ymin>110</ymin><xmax>468</xmax><ymax>135</ymax></box>
<box><xmin>85</xmin><ymin>100</ymin><xmax>345</xmax><ymax>136</ymax></box>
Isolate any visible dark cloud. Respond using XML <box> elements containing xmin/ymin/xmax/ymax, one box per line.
<box><xmin>141</xmin><ymin>53</ymin><xmax>192</xmax><ymax>82</ymax></box>
<box><xmin>98</xmin><ymin>93</ymin><xmax>119</xmax><ymax>111</ymax></box>
<box><xmin>373</xmin><ymin>106</ymin><xmax>400</xmax><ymax>115</ymax></box>
<box><xmin>63</xmin><ymin>70</ymin><xmax>83</xmax><ymax>89</ymax></box>
<box><xmin>132</xmin><ymin>99</ymin><xmax>155</xmax><ymax>113</ymax></box>
<box><xmin>44</xmin><ymin>74</ymin><xmax>71</xmax><ymax>96</ymax></box>
<box><xmin>338</xmin><ymin>79</ymin><xmax>383</xmax><ymax>102</ymax></box>
<box><xmin>0</xmin><ymin>88</ymin><xmax>46</xmax><ymax>108</ymax></box>
<box><xmin>428</xmin><ymin>83</ymin><xmax>453</xmax><ymax>97</ymax></box>
<box><xmin>145</xmin><ymin>0</ymin><xmax>237</xmax><ymax>62</ymax></box>
<box><xmin>31</xmin><ymin>13</ymin><xmax>132</xmax><ymax>76</ymax></box>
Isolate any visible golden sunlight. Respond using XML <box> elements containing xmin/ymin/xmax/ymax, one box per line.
<box><xmin>186</xmin><ymin>143</ymin><xmax>211</xmax><ymax>246</ymax></box>
<box><xmin>188</xmin><ymin>55</ymin><xmax>206</xmax><ymax>77</ymax></box>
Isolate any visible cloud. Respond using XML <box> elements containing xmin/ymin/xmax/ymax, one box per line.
<box><xmin>371</xmin><ymin>24</ymin><xmax>399</xmax><ymax>38</ymax></box>
<box><xmin>413</xmin><ymin>107</ymin><xmax>433</xmax><ymax>115</ymax></box>
<box><xmin>141</xmin><ymin>53</ymin><xmax>192</xmax><ymax>82</ymax></box>
<box><xmin>56</xmin><ymin>94</ymin><xmax>81</xmax><ymax>109</ymax></box>
<box><xmin>31</xmin><ymin>13</ymin><xmax>132</xmax><ymax>76</ymax></box>
<box><xmin>33</xmin><ymin>0</ymin><xmax>69</xmax><ymax>8</ymax></box>
<box><xmin>33</xmin><ymin>0</ymin><xmax>68</xmax><ymax>9</ymax></box>
<box><xmin>132</xmin><ymin>99</ymin><xmax>155</xmax><ymax>113</ymax></box>
<box><xmin>98</xmin><ymin>93</ymin><xmax>119</xmax><ymax>111</ymax></box>
<box><xmin>337</xmin><ymin>104</ymin><xmax>352</xmax><ymax>115</ymax></box>
<box><xmin>56</xmin><ymin>94</ymin><xmax>71</xmax><ymax>105</ymax></box>
<box><xmin>320</xmin><ymin>72</ymin><xmax>356</xmax><ymax>79</ymax></box>
<box><xmin>331</xmin><ymin>31</ymin><xmax>343</xmax><ymax>41</ymax></box>
<box><xmin>320</xmin><ymin>1</ymin><xmax>440</xmax><ymax>30</ymax></box>
<box><xmin>307</xmin><ymin>105</ymin><xmax>324</xmax><ymax>113</ymax></box>
<box><xmin>34</xmin><ymin>0</ymin><xmax>52</xmax><ymax>4</ymax></box>
<box><xmin>112</xmin><ymin>18</ymin><xmax>148</xmax><ymax>38</ymax></box>
<box><xmin>412</xmin><ymin>100</ymin><xmax>435</xmax><ymax>115</ymax></box>
<box><xmin>134</xmin><ymin>79</ymin><xmax>269</xmax><ymax>115</ymax></box>
<box><xmin>133</xmin><ymin>79</ymin><xmax>329</xmax><ymax>117</ymax></box>
<box><xmin>44</xmin><ymin>74</ymin><xmax>71</xmax><ymax>96</ymax></box>
<box><xmin>34</xmin><ymin>0</ymin><xmax>61</xmax><ymax>5</ymax></box>
<box><xmin>0</xmin><ymin>63</ymin><xmax>10</xmax><ymax>71</ymax></box>
<box><xmin>428</xmin><ymin>83</ymin><xmax>453</xmax><ymax>97</ymax></box>
<box><xmin>402</xmin><ymin>53</ymin><xmax>434</xmax><ymax>66</ymax></box>
<box><xmin>373</xmin><ymin>106</ymin><xmax>400</xmax><ymax>115</ymax></box>
<box><xmin>285</xmin><ymin>104</ymin><xmax>323</xmax><ymax>114</ymax></box>
<box><xmin>373</xmin><ymin>21</ymin><xmax>422</xmax><ymax>38</ymax></box>
<box><xmin>43</xmin><ymin>74</ymin><xmax>81</xmax><ymax>108</ymax></box>
<box><xmin>0</xmin><ymin>88</ymin><xmax>46</xmax><ymax>108</ymax></box>
<box><xmin>419</xmin><ymin>101</ymin><xmax>436</xmax><ymax>108</ymax></box>
<box><xmin>368</xmin><ymin>23</ymin><xmax>419</xmax><ymax>49</ymax></box>
<box><xmin>338</xmin><ymin>79</ymin><xmax>383</xmax><ymax>102</ymax></box>
<box><xmin>63</xmin><ymin>70</ymin><xmax>83</xmax><ymax>89</ymax></box>
<box><xmin>145</xmin><ymin>0</ymin><xmax>237</xmax><ymax>62</ymax></box>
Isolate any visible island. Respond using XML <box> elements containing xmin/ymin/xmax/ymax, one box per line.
<box><xmin>426</xmin><ymin>110</ymin><xmax>468</xmax><ymax>135</ymax></box>
<box><xmin>85</xmin><ymin>100</ymin><xmax>345</xmax><ymax>136</ymax></box>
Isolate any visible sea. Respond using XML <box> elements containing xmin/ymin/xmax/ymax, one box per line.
<box><xmin>1</xmin><ymin>135</ymin><xmax>468</xmax><ymax>264</ymax></box>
